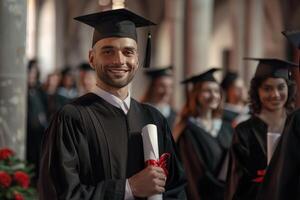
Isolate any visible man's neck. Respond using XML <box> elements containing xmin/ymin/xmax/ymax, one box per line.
<box><xmin>96</xmin><ymin>82</ymin><xmax>129</xmax><ymax>100</ymax></box>
<box><xmin>227</xmin><ymin>97</ymin><xmax>244</xmax><ymax>107</ymax></box>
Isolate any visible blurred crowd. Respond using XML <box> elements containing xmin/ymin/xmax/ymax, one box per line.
<box><xmin>26</xmin><ymin>59</ymin><xmax>97</xmax><ymax>182</ymax></box>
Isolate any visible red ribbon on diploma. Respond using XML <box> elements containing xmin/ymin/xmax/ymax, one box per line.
<box><xmin>145</xmin><ymin>153</ymin><xmax>171</xmax><ymax>176</ymax></box>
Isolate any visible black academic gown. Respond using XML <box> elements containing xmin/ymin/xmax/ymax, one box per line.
<box><xmin>225</xmin><ymin>116</ymin><xmax>269</xmax><ymax>200</ymax></box>
<box><xmin>38</xmin><ymin>93</ymin><xmax>186</xmax><ymax>200</ymax></box>
<box><xmin>145</xmin><ymin>103</ymin><xmax>177</xmax><ymax>129</ymax></box>
<box><xmin>256</xmin><ymin>109</ymin><xmax>300</xmax><ymax>200</ymax></box>
<box><xmin>177</xmin><ymin>119</ymin><xmax>233</xmax><ymax>200</ymax></box>
<box><xmin>166</xmin><ymin>108</ymin><xmax>177</xmax><ymax>129</ymax></box>
<box><xmin>27</xmin><ymin>86</ymin><xmax>48</xmax><ymax>181</ymax></box>
<box><xmin>46</xmin><ymin>92</ymin><xmax>70</xmax><ymax>120</ymax></box>
<box><xmin>222</xmin><ymin>109</ymin><xmax>239</xmax><ymax>125</ymax></box>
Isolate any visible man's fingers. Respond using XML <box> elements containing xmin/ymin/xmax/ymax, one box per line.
<box><xmin>154</xmin><ymin>178</ymin><xmax>166</xmax><ymax>187</ymax></box>
<box><xmin>154</xmin><ymin>166</ymin><xmax>165</xmax><ymax>174</ymax></box>
<box><xmin>155</xmin><ymin>185</ymin><xmax>165</xmax><ymax>193</ymax></box>
<box><xmin>151</xmin><ymin>169</ymin><xmax>166</xmax><ymax>181</ymax></box>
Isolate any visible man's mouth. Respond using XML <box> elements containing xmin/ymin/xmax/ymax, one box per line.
<box><xmin>108</xmin><ymin>68</ymin><xmax>130</xmax><ymax>74</ymax></box>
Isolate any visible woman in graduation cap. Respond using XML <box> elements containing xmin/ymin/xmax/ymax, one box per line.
<box><xmin>173</xmin><ymin>68</ymin><xmax>234</xmax><ymax>200</ymax></box>
<box><xmin>256</xmin><ymin>31</ymin><xmax>300</xmax><ymax>200</ymax></box>
<box><xmin>225</xmin><ymin>57</ymin><xmax>298</xmax><ymax>200</ymax></box>
<box><xmin>141</xmin><ymin>66</ymin><xmax>177</xmax><ymax>129</ymax></box>
<box><xmin>38</xmin><ymin>9</ymin><xmax>186</xmax><ymax>200</ymax></box>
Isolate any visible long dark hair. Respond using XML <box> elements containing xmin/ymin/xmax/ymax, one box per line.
<box><xmin>173</xmin><ymin>81</ymin><xmax>223</xmax><ymax>141</ymax></box>
<box><xmin>248</xmin><ymin>76</ymin><xmax>297</xmax><ymax>114</ymax></box>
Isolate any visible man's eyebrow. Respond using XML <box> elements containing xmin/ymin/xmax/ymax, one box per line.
<box><xmin>100</xmin><ymin>46</ymin><xmax>137</xmax><ymax>50</ymax></box>
<box><xmin>124</xmin><ymin>46</ymin><xmax>137</xmax><ymax>51</ymax></box>
<box><xmin>100</xmin><ymin>45</ymin><xmax>114</xmax><ymax>50</ymax></box>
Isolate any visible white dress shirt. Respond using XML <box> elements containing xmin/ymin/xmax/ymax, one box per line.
<box><xmin>267</xmin><ymin>132</ymin><xmax>281</xmax><ymax>165</ymax></box>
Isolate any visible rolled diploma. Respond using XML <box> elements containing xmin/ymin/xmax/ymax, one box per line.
<box><xmin>141</xmin><ymin>124</ymin><xmax>163</xmax><ymax>200</ymax></box>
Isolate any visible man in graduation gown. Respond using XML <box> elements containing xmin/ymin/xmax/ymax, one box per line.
<box><xmin>141</xmin><ymin>66</ymin><xmax>177</xmax><ymax>129</ymax></box>
<box><xmin>221</xmin><ymin>72</ymin><xmax>249</xmax><ymax>127</ymax></box>
<box><xmin>38</xmin><ymin>9</ymin><xmax>186</xmax><ymax>200</ymax></box>
<box><xmin>256</xmin><ymin>30</ymin><xmax>300</xmax><ymax>200</ymax></box>
<box><xmin>27</xmin><ymin>59</ymin><xmax>48</xmax><ymax>183</ymax></box>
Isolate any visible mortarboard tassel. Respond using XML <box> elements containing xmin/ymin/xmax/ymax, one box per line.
<box><xmin>144</xmin><ymin>32</ymin><xmax>151</xmax><ymax>68</ymax></box>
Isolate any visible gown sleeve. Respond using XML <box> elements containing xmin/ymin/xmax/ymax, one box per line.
<box><xmin>225</xmin><ymin>125</ymin><xmax>251</xmax><ymax>200</ymax></box>
<box><xmin>162</xmin><ymin>120</ymin><xmax>187</xmax><ymax>200</ymax></box>
<box><xmin>177</xmin><ymin>130</ymin><xmax>204</xmax><ymax>200</ymax></box>
<box><xmin>38</xmin><ymin>105</ymin><xmax>126</xmax><ymax>200</ymax></box>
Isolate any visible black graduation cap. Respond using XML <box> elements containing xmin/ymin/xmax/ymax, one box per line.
<box><xmin>221</xmin><ymin>72</ymin><xmax>238</xmax><ymax>90</ymax></box>
<box><xmin>282</xmin><ymin>30</ymin><xmax>300</xmax><ymax>49</ymax></box>
<box><xmin>244</xmin><ymin>57</ymin><xmax>298</xmax><ymax>79</ymax></box>
<box><xmin>181</xmin><ymin>68</ymin><xmax>221</xmax><ymax>84</ymax></box>
<box><xmin>78</xmin><ymin>62</ymin><xmax>92</xmax><ymax>71</ymax></box>
<box><xmin>74</xmin><ymin>9</ymin><xmax>156</xmax><ymax>68</ymax></box>
<box><xmin>144</xmin><ymin>66</ymin><xmax>173</xmax><ymax>79</ymax></box>
<box><xmin>61</xmin><ymin>66</ymin><xmax>73</xmax><ymax>76</ymax></box>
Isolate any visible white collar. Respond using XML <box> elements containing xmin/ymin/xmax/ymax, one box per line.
<box><xmin>224</xmin><ymin>103</ymin><xmax>249</xmax><ymax>113</ymax></box>
<box><xmin>189</xmin><ymin>117</ymin><xmax>223</xmax><ymax>138</ymax></box>
<box><xmin>92</xmin><ymin>86</ymin><xmax>131</xmax><ymax>114</ymax></box>
<box><xmin>150</xmin><ymin>103</ymin><xmax>171</xmax><ymax>118</ymax></box>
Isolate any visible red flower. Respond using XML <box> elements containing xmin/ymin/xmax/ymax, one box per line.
<box><xmin>14</xmin><ymin>192</ymin><xmax>24</xmax><ymax>200</ymax></box>
<box><xmin>0</xmin><ymin>148</ymin><xmax>14</xmax><ymax>160</ymax></box>
<box><xmin>0</xmin><ymin>171</ymin><xmax>12</xmax><ymax>188</ymax></box>
<box><xmin>14</xmin><ymin>171</ymin><xmax>30</xmax><ymax>188</ymax></box>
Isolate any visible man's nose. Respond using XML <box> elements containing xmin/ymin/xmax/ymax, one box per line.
<box><xmin>114</xmin><ymin>51</ymin><xmax>125</xmax><ymax>65</ymax></box>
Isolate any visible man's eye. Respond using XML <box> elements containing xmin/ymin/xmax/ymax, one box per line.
<box><xmin>102</xmin><ymin>50</ymin><xmax>113</xmax><ymax>55</ymax></box>
<box><xmin>124</xmin><ymin>50</ymin><xmax>135</xmax><ymax>56</ymax></box>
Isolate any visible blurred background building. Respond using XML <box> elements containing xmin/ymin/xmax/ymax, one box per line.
<box><xmin>1</xmin><ymin>0</ymin><xmax>300</xmax><ymax>157</ymax></box>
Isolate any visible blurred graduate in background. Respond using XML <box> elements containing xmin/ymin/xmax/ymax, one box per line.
<box><xmin>174</xmin><ymin>68</ymin><xmax>233</xmax><ymax>200</ymax></box>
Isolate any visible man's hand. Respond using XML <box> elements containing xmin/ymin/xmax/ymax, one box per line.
<box><xmin>128</xmin><ymin>165</ymin><xmax>167</xmax><ymax>197</ymax></box>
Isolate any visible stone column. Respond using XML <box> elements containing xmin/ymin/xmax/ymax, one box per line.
<box><xmin>171</xmin><ymin>0</ymin><xmax>185</xmax><ymax>110</ymax></box>
<box><xmin>244</xmin><ymin>0</ymin><xmax>264</xmax><ymax>85</ymax></box>
<box><xmin>0</xmin><ymin>0</ymin><xmax>27</xmax><ymax>158</ymax></box>
<box><xmin>230</xmin><ymin>0</ymin><xmax>246</xmax><ymax>77</ymax></box>
<box><xmin>37</xmin><ymin>0</ymin><xmax>56</xmax><ymax>80</ymax></box>
<box><xmin>112</xmin><ymin>0</ymin><xmax>125</xmax><ymax>9</ymax></box>
<box><xmin>185</xmin><ymin>0</ymin><xmax>214</xmax><ymax>75</ymax></box>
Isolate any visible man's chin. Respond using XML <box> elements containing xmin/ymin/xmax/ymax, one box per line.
<box><xmin>100</xmin><ymin>74</ymin><xmax>135</xmax><ymax>89</ymax></box>
<box><xmin>108</xmin><ymin>80</ymin><xmax>131</xmax><ymax>88</ymax></box>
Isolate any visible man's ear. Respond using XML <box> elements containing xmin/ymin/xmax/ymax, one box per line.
<box><xmin>88</xmin><ymin>49</ymin><xmax>95</xmax><ymax>69</ymax></box>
